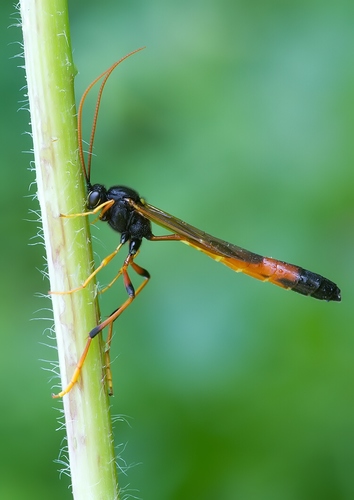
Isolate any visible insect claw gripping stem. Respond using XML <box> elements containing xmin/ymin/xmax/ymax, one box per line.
<box><xmin>52</xmin><ymin>337</ymin><xmax>93</xmax><ymax>399</ymax></box>
<box><xmin>59</xmin><ymin>199</ymin><xmax>115</xmax><ymax>220</ymax></box>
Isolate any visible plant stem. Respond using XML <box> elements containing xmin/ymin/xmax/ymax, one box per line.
<box><xmin>20</xmin><ymin>0</ymin><xmax>119</xmax><ymax>498</ymax></box>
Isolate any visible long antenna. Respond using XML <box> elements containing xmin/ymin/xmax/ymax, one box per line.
<box><xmin>77</xmin><ymin>47</ymin><xmax>146</xmax><ymax>185</ymax></box>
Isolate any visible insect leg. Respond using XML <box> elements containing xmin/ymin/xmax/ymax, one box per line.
<box><xmin>104</xmin><ymin>322</ymin><xmax>114</xmax><ymax>396</ymax></box>
<box><xmin>60</xmin><ymin>199</ymin><xmax>114</xmax><ymax>219</ymax></box>
<box><xmin>50</xmin><ymin>243</ymin><xmax>124</xmax><ymax>295</ymax></box>
<box><xmin>52</xmin><ymin>336</ymin><xmax>93</xmax><ymax>399</ymax></box>
<box><xmin>99</xmin><ymin>267</ymin><xmax>125</xmax><ymax>295</ymax></box>
<box><xmin>102</xmin><ymin>259</ymin><xmax>150</xmax><ymax>396</ymax></box>
<box><xmin>52</xmin><ymin>255</ymin><xmax>150</xmax><ymax>398</ymax></box>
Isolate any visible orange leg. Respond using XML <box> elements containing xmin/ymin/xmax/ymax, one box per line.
<box><xmin>50</xmin><ymin>243</ymin><xmax>123</xmax><ymax>295</ymax></box>
<box><xmin>52</xmin><ymin>255</ymin><xmax>150</xmax><ymax>398</ymax></box>
<box><xmin>98</xmin><ymin>249</ymin><xmax>141</xmax><ymax>295</ymax></box>
<box><xmin>104</xmin><ymin>322</ymin><xmax>114</xmax><ymax>396</ymax></box>
<box><xmin>52</xmin><ymin>337</ymin><xmax>93</xmax><ymax>399</ymax></box>
<box><xmin>50</xmin><ymin>199</ymin><xmax>117</xmax><ymax>295</ymax></box>
<box><xmin>60</xmin><ymin>199</ymin><xmax>114</xmax><ymax>219</ymax></box>
<box><xmin>98</xmin><ymin>268</ymin><xmax>124</xmax><ymax>295</ymax></box>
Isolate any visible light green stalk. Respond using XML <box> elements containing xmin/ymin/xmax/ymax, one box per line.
<box><xmin>20</xmin><ymin>1</ymin><xmax>119</xmax><ymax>498</ymax></box>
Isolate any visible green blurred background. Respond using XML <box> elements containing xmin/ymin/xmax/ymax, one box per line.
<box><xmin>2</xmin><ymin>1</ymin><xmax>353</xmax><ymax>499</ymax></box>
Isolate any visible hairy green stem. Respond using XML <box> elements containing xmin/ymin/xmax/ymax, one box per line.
<box><xmin>20</xmin><ymin>0</ymin><xmax>119</xmax><ymax>498</ymax></box>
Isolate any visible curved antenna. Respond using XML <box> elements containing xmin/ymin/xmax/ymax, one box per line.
<box><xmin>77</xmin><ymin>47</ymin><xmax>146</xmax><ymax>186</ymax></box>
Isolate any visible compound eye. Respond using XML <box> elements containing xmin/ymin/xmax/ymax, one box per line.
<box><xmin>88</xmin><ymin>190</ymin><xmax>101</xmax><ymax>208</ymax></box>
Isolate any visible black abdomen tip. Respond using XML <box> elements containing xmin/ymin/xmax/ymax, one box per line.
<box><xmin>296</xmin><ymin>269</ymin><xmax>341</xmax><ymax>302</ymax></box>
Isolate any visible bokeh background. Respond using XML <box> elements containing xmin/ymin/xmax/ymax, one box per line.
<box><xmin>2</xmin><ymin>1</ymin><xmax>353</xmax><ymax>499</ymax></box>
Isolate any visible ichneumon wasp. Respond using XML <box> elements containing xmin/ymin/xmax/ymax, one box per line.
<box><xmin>52</xmin><ymin>48</ymin><xmax>341</xmax><ymax>398</ymax></box>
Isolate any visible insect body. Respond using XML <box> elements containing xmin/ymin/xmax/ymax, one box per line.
<box><xmin>52</xmin><ymin>49</ymin><xmax>340</xmax><ymax>399</ymax></box>
<box><xmin>89</xmin><ymin>183</ymin><xmax>340</xmax><ymax>301</ymax></box>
